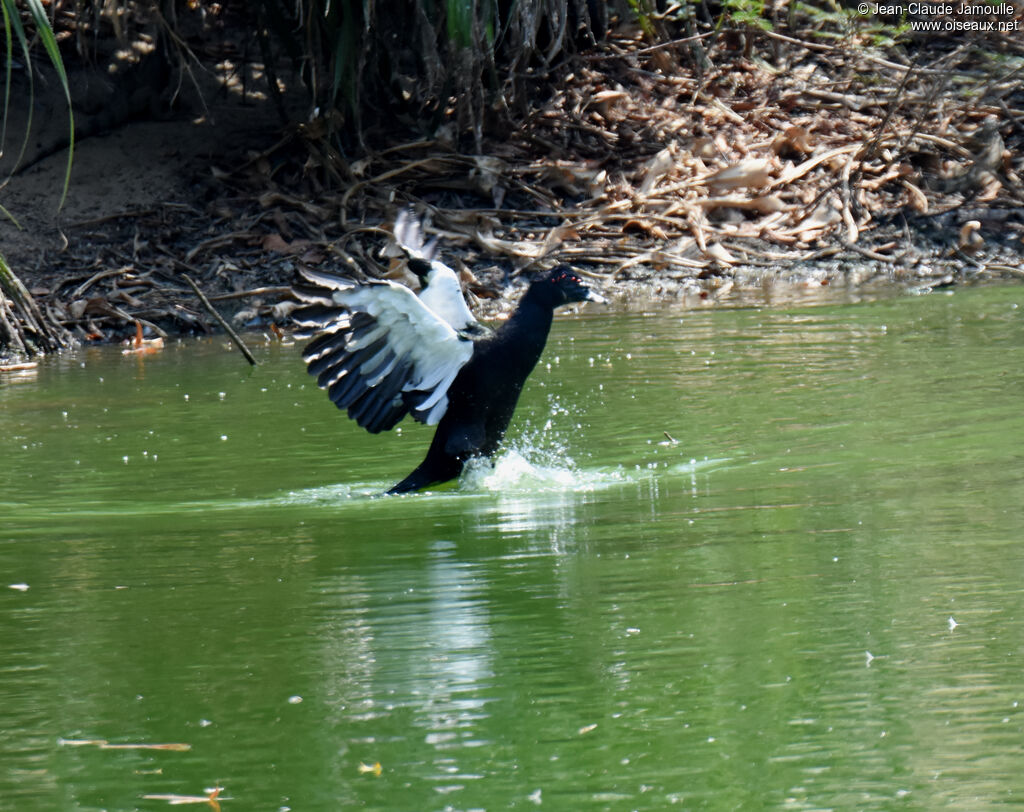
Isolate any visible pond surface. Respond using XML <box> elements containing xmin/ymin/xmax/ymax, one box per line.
<box><xmin>2</xmin><ymin>283</ymin><xmax>1023</xmax><ymax>811</ymax></box>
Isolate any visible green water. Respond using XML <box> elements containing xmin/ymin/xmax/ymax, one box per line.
<box><xmin>2</xmin><ymin>284</ymin><xmax>1023</xmax><ymax>811</ymax></box>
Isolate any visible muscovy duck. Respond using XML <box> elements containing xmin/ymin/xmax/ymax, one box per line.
<box><xmin>293</xmin><ymin>221</ymin><xmax>604</xmax><ymax>493</ymax></box>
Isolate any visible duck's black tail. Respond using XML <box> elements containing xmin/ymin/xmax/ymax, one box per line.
<box><xmin>387</xmin><ymin>454</ymin><xmax>465</xmax><ymax>494</ymax></box>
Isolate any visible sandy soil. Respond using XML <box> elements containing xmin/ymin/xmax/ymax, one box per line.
<box><xmin>2</xmin><ymin>87</ymin><xmax>280</xmax><ymax>276</ymax></box>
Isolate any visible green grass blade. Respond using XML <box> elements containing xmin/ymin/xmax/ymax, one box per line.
<box><xmin>447</xmin><ymin>0</ymin><xmax>474</xmax><ymax>48</ymax></box>
<box><xmin>0</xmin><ymin>199</ymin><xmax>22</xmax><ymax>229</ymax></box>
<box><xmin>1</xmin><ymin>0</ymin><xmax>36</xmax><ymax>177</ymax></box>
<box><xmin>1</xmin><ymin>0</ymin><xmax>13</xmax><ymax>156</ymax></box>
<box><xmin>22</xmin><ymin>0</ymin><xmax>74</xmax><ymax>210</ymax></box>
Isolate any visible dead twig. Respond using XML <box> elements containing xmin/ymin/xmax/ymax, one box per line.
<box><xmin>71</xmin><ymin>267</ymin><xmax>132</xmax><ymax>299</ymax></box>
<box><xmin>182</xmin><ymin>274</ymin><xmax>258</xmax><ymax>366</ymax></box>
<box><xmin>208</xmin><ymin>286</ymin><xmax>294</xmax><ymax>302</ymax></box>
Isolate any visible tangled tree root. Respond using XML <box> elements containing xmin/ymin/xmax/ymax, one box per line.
<box><xmin>0</xmin><ymin>259</ymin><xmax>74</xmax><ymax>359</ymax></box>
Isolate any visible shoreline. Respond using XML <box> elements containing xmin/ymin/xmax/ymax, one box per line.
<box><xmin>2</xmin><ymin>22</ymin><xmax>1022</xmax><ymax>360</ymax></box>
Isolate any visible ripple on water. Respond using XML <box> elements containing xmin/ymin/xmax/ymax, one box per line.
<box><xmin>276</xmin><ymin>443</ymin><xmax>731</xmax><ymax>510</ymax></box>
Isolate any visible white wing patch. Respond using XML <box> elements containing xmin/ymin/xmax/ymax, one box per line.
<box><xmin>393</xmin><ymin>208</ymin><xmax>480</xmax><ymax>333</ymax></box>
<box><xmin>417</xmin><ymin>260</ymin><xmax>479</xmax><ymax>332</ymax></box>
<box><xmin>295</xmin><ymin>270</ymin><xmax>473</xmax><ymax>433</ymax></box>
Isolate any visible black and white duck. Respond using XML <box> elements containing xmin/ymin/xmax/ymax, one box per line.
<box><xmin>293</xmin><ymin>213</ymin><xmax>604</xmax><ymax>493</ymax></box>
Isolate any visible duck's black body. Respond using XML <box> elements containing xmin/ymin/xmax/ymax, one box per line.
<box><xmin>387</xmin><ymin>279</ymin><xmax>563</xmax><ymax>493</ymax></box>
<box><xmin>293</xmin><ymin>217</ymin><xmax>602</xmax><ymax>494</ymax></box>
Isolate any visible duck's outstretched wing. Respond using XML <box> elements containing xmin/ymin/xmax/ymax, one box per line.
<box><xmin>294</xmin><ymin>269</ymin><xmax>473</xmax><ymax>433</ymax></box>
<box><xmin>392</xmin><ymin>208</ymin><xmax>485</xmax><ymax>335</ymax></box>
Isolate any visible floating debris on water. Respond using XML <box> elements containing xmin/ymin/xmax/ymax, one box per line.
<box><xmin>58</xmin><ymin>738</ymin><xmax>191</xmax><ymax>751</ymax></box>
<box><xmin>0</xmin><ymin>361</ymin><xmax>38</xmax><ymax>373</ymax></box>
<box><xmin>142</xmin><ymin>786</ymin><xmax>225</xmax><ymax>808</ymax></box>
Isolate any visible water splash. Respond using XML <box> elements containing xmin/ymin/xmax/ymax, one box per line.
<box><xmin>252</xmin><ymin>409</ymin><xmax>731</xmax><ymax>508</ymax></box>
<box><xmin>459</xmin><ymin>448</ymin><xmax>622</xmax><ymax>494</ymax></box>
<box><xmin>455</xmin><ymin>403</ymin><xmax>629</xmax><ymax>495</ymax></box>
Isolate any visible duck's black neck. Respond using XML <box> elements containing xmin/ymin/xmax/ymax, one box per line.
<box><xmin>498</xmin><ymin>288</ymin><xmax>556</xmax><ymax>371</ymax></box>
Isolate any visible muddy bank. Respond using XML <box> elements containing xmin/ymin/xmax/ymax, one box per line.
<box><xmin>2</xmin><ymin>21</ymin><xmax>1023</xmax><ymax>359</ymax></box>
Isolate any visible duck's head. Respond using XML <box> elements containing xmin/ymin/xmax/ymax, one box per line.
<box><xmin>535</xmin><ymin>265</ymin><xmax>607</xmax><ymax>307</ymax></box>
<box><xmin>406</xmin><ymin>256</ymin><xmax>436</xmax><ymax>286</ymax></box>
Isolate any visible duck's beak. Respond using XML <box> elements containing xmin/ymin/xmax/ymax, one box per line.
<box><xmin>584</xmin><ymin>287</ymin><xmax>607</xmax><ymax>304</ymax></box>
